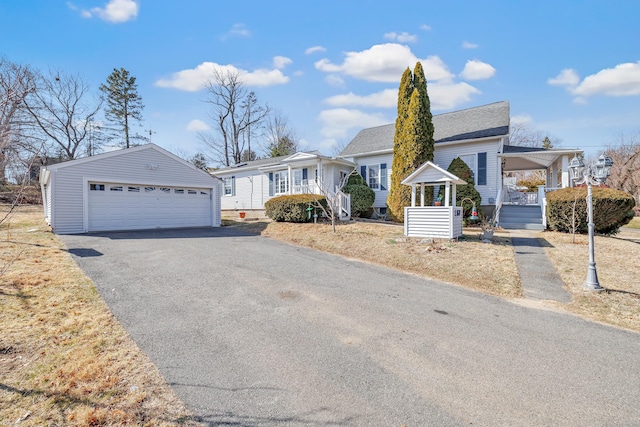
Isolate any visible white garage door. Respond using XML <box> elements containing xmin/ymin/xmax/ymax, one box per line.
<box><xmin>88</xmin><ymin>182</ymin><xmax>212</xmax><ymax>232</ymax></box>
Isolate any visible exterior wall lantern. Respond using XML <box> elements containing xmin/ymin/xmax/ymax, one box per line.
<box><xmin>568</xmin><ymin>153</ymin><xmax>614</xmax><ymax>291</ymax></box>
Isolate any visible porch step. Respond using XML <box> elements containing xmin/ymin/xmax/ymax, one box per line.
<box><xmin>499</xmin><ymin>205</ymin><xmax>545</xmax><ymax>230</ymax></box>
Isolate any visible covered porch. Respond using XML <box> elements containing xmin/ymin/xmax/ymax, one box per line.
<box><xmin>497</xmin><ymin>146</ymin><xmax>583</xmax><ymax>229</ymax></box>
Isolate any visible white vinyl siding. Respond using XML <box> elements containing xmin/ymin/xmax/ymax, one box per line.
<box><xmin>42</xmin><ymin>146</ymin><xmax>220</xmax><ymax>234</ymax></box>
<box><xmin>434</xmin><ymin>138</ymin><xmax>501</xmax><ymax>206</ymax></box>
<box><xmin>353</xmin><ymin>153</ymin><xmax>393</xmax><ymax>208</ymax></box>
<box><xmin>404</xmin><ymin>206</ymin><xmax>463</xmax><ymax>238</ymax></box>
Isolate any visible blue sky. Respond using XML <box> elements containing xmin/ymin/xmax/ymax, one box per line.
<box><xmin>2</xmin><ymin>0</ymin><xmax>639</xmax><ymax>163</ymax></box>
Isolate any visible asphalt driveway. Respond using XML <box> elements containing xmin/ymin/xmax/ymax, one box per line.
<box><xmin>62</xmin><ymin>227</ymin><xmax>640</xmax><ymax>426</ymax></box>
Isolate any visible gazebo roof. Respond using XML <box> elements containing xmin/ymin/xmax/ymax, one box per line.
<box><xmin>401</xmin><ymin>161</ymin><xmax>466</xmax><ymax>186</ymax></box>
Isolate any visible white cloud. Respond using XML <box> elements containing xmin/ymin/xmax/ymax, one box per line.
<box><xmin>420</xmin><ymin>24</ymin><xmax>432</xmax><ymax>31</ymax></box>
<box><xmin>428</xmin><ymin>82</ymin><xmax>481</xmax><ymax>110</ymax></box>
<box><xmin>305</xmin><ymin>46</ymin><xmax>326</xmax><ymax>55</ymax></box>
<box><xmin>220</xmin><ymin>23</ymin><xmax>251</xmax><ymax>40</ymax></box>
<box><xmin>548</xmin><ymin>68</ymin><xmax>580</xmax><ymax>87</ymax></box>
<box><xmin>79</xmin><ymin>0</ymin><xmax>138</xmax><ymax>23</ymax></box>
<box><xmin>273</xmin><ymin>56</ymin><xmax>292</xmax><ymax>69</ymax></box>
<box><xmin>549</xmin><ymin>62</ymin><xmax>640</xmax><ymax>99</ymax></box>
<box><xmin>314</xmin><ymin>43</ymin><xmax>454</xmax><ymax>83</ymax></box>
<box><xmin>462</xmin><ymin>41</ymin><xmax>478</xmax><ymax>49</ymax></box>
<box><xmin>324</xmin><ymin>74</ymin><xmax>345</xmax><ymax>86</ymax></box>
<box><xmin>384</xmin><ymin>32</ymin><xmax>418</xmax><ymax>43</ymax></box>
<box><xmin>324</xmin><ymin>89</ymin><xmax>397</xmax><ymax>108</ymax></box>
<box><xmin>460</xmin><ymin>60</ymin><xmax>496</xmax><ymax>80</ymax></box>
<box><xmin>573</xmin><ymin>61</ymin><xmax>640</xmax><ymax>96</ymax></box>
<box><xmin>186</xmin><ymin>119</ymin><xmax>210</xmax><ymax>132</ymax></box>
<box><xmin>318</xmin><ymin>109</ymin><xmax>389</xmax><ymax>139</ymax></box>
<box><xmin>155</xmin><ymin>61</ymin><xmax>289</xmax><ymax>92</ymax></box>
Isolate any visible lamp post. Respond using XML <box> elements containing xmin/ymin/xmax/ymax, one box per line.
<box><xmin>568</xmin><ymin>153</ymin><xmax>614</xmax><ymax>291</ymax></box>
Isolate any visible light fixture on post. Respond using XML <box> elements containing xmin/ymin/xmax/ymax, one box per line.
<box><xmin>568</xmin><ymin>153</ymin><xmax>614</xmax><ymax>291</ymax></box>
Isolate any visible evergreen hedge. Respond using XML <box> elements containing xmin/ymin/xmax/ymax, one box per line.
<box><xmin>343</xmin><ymin>184</ymin><xmax>375</xmax><ymax>217</ymax></box>
<box><xmin>440</xmin><ymin>157</ymin><xmax>481</xmax><ymax>216</ymax></box>
<box><xmin>265</xmin><ymin>194</ymin><xmax>327</xmax><ymax>223</ymax></box>
<box><xmin>546</xmin><ymin>187</ymin><xmax>635</xmax><ymax>234</ymax></box>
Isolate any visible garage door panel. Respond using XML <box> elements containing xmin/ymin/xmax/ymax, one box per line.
<box><xmin>88</xmin><ymin>183</ymin><xmax>212</xmax><ymax>231</ymax></box>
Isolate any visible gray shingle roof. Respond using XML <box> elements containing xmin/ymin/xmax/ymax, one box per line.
<box><xmin>339</xmin><ymin>101</ymin><xmax>510</xmax><ymax>157</ymax></box>
<box><xmin>502</xmin><ymin>145</ymin><xmax>548</xmax><ymax>154</ymax></box>
<box><xmin>212</xmin><ymin>150</ymin><xmax>325</xmax><ymax>173</ymax></box>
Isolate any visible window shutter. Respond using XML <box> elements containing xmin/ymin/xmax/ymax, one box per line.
<box><xmin>269</xmin><ymin>172</ymin><xmax>274</xmax><ymax>196</ymax></box>
<box><xmin>478</xmin><ymin>152</ymin><xmax>487</xmax><ymax>186</ymax></box>
<box><xmin>360</xmin><ymin>165</ymin><xmax>367</xmax><ymax>180</ymax></box>
<box><xmin>231</xmin><ymin>176</ymin><xmax>236</xmax><ymax>196</ymax></box>
<box><xmin>380</xmin><ymin>163</ymin><xmax>387</xmax><ymax>190</ymax></box>
<box><xmin>302</xmin><ymin>168</ymin><xmax>308</xmax><ymax>181</ymax></box>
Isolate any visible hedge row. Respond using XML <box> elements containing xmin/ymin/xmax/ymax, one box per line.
<box><xmin>265</xmin><ymin>194</ymin><xmax>327</xmax><ymax>223</ymax></box>
<box><xmin>546</xmin><ymin>186</ymin><xmax>635</xmax><ymax>235</ymax></box>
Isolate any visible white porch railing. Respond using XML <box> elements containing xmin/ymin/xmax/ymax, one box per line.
<box><xmin>337</xmin><ymin>189</ymin><xmax>351</xmax><ymax>220</ymax></box>
<box><xmin>502</xmin><ymin>185</ymin><xmax>539</xmax><ymax>205</ymax></box>
<box><xmin>292</xmin><ymin>181</ymin><xmax>320</xmax><ymax>194</ymax></box>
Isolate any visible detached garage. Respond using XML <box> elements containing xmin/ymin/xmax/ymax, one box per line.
<box><xmin>40</xmin><ymin>144</ymin><xmax>221</xmax><ymax>234</ymax></box>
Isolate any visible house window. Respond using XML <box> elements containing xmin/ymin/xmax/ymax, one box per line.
<box><xmin>223</xmin><ymin>176</ymin><xmax>235</xmax><ymax>196</ymax></box>
<box><xmin>174</xmin><ymin>188</ymin><xmax>185</xmax><ymax>194</ymax></box>
<box><xmin>368</xmin><ymin>165</ymin><xmax>380</xmax><ymax>189</ymax></box>
<box><xmin>110</xmin><ymin>185</ymin><xmax>123</xmax><ymax>192</ymax></box>
<box><xmin>145</xmin><ymin>187</ymin><xmax>156</xmax><ymax>192</ymax></box>
<box><xmin>160</xmin><ymin>187</ymin><xmax>170</xmax><ymax>193</ymax></box>
<box><xmin>188</xmin><ymin>189</ymin><xmax>197</xmax><ymax>195</ymax></box>
<box><xmin>274</xmin><ymin>171</ymin><xmax>288</xmax><ymax>194</ymax></box>
<box><xmin>89</xmin><ymin>183</ymin><xmax>105</xmax><ymax>191</ymax></box>
<box><xmin>293</xmin><ymin>169</ymin><xmax>303</xmax><ymax>187</ymax></box>
<box><xmin>460</xmin><ymin>154</ymin><xmax>477</xmax><ymax>184</ymax></box>
<box><xmin>127</xmin><ymin>186</ymin><xmax>140</xmax><ymax>192</ymax></box>
<box><xmin>360</xmin><ymin>163</ymin><xmax>388</xmax><ymax>191</ymax></box>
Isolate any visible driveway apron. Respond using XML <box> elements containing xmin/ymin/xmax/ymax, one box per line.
<box><xmin>62</xmin><ymin>227</ymin><xmax>640</xmax><ymax>426</ymax></box>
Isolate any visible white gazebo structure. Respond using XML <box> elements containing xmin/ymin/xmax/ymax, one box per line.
<box><xmin>401</xmin><ymin>161</ymin><xmax>467</xmax><ymax>238</ymax></box>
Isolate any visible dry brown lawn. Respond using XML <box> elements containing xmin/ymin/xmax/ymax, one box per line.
<box><xmin>0</xmin><ymin>205</ymin><xmax>200</xmax><ymax>426</ymax></box>
<box><xmin>542</xmin><ymin>228</ymin><xmax>640</xmax><ymax>331</ymax></box>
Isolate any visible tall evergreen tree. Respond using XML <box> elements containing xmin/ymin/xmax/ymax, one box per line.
<box><xmin>100</xmin><ymin>68</ymin><xmax>145</xmax><ymax>148</ymax></box>
<box><xmin>387</xmin><ymin>63</ymin><xmax>435</xmax><ymax>221</ymax></box>
<box><xmin>412</xmin><ymin>62</ymin><xmax>434</xmax><ymax>162</ymax></box>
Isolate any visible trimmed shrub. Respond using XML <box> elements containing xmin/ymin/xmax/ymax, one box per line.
<box><xmin>265</xmin><ymin>194</ymin><xmax>327</xmax><ymax>223</ymax></box>
<box><xmin>546</xmin><ymin>186</ymin><xmax>635</xmax><ymax>235</ymax></box>
<box><xmin>343</xmin><ymin>184</ymin><xmax>375</xmax><ymax>217</ymax></box>
<box><xmin>440</xmin><ymin>157</ymin><xmax>481</xmax><ymax>216</ymax></box>
<box><xmin>346</xmin><ymin>172</ymin><xmax>367</xmax><ymax>187</ymax></box>
<box><xmin>517</xmin><ymin>178</ymin><xmax>546</xmax><ymax>192</ymax></box>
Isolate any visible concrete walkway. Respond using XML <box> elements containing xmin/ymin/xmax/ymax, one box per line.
<box><xmin>509</xmin><ymin>230</ymin><xmax>572</xmax><ymax>303</ymax></box>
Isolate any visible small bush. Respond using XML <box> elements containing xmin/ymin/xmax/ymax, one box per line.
<box><xmin>517</xmin><ymin>178</ymin><xmax>545</xmax><ymax>192</ymax></box>
<box><xmin>343</xmin><ymin>184</ymin><xmax>375</xmax><ymax>217</ymax></box>
<box><xmin>546</xmin><ymin>186</ymin><xmax>635</xmax><ymax>235</ymax></box>
<box><xmin>346</xmin><ymin>172</ymin><xmax>367</xmax><ymax>187</ymax></box>
<box><xmin>265</xmin><ymin>194</ymin><xmax>327</xmax><ymax>223</ymax></box>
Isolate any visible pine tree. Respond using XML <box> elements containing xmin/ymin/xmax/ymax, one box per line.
<box><xmin>444</xmin><ymin>157</ymin><xmax>481</xmax><ymax>216</ymax></box>
<box><xmin>387</xmin><ymin>63</ymin><xmax>435</xmax><ymax>221</ymax></box>
<box><xmin>100</xmin><ymin>68</ymin><xmax>145</xmax><ymax>148</ymax></box>
<box><xmin>387</xmin><ymin>68</ymin><xmax>414</xmax><ymax>221</ymax></box>
<box><xmin>413</xmin><ymin>62</ymin><xmax>434</xmax><ymax>162</ymax></box>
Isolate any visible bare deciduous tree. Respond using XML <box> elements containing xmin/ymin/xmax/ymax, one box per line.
<box><xmin>0</xmin><ymin>58</ymin><xmax>36</xmax><ymax>184</ymax></box>
<box><xmin>264</xmin><ymin>110</ymin><xmax>298</xmax><ymax>158</ymax></box>
<box><xmin>312</xmin><ymin>168</ymin><xmax>355</xmax><ymax>233</ymax></box>
<box><xmin>24</xmin><ymin>69</ymin><xmax>103</xmax><ymax>160</ymax></box>
<box><xmin>200</xmin><ymin>70</ymin><xmax>269</xmax><ymax>166</ymax></box>
<box><xmin>605</xmin><ymin>131</ymin><xmax>640</xmax><ymax>211</ymax></box>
